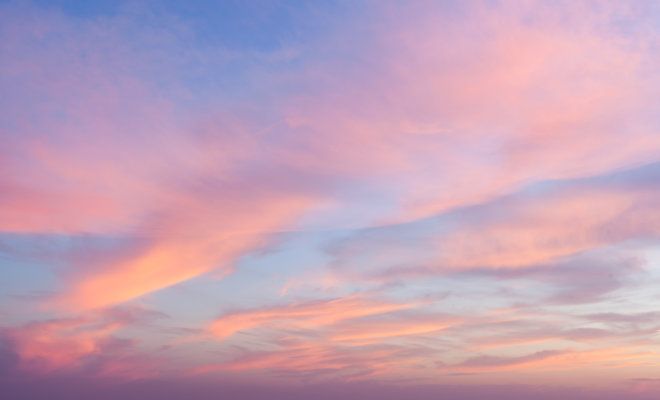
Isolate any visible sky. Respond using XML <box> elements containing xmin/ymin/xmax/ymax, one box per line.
<box><xmin>1</xmin><ymin>0</ymin><xmax>660</xmax><ymax>399</ymax></box>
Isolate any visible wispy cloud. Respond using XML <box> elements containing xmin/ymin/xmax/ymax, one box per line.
<box><xmin>1</xmin><ymin>0</ymin><xmax>659</xmax><ymax>397</ymax></box>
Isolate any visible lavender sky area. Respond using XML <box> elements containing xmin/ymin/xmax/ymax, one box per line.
<box><xmin>1</xmin><ymin>1</ymin><xmax>660</xmax><ymax>399</ymax></box>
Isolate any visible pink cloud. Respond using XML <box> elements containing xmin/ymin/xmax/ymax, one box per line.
<box><xmin>0</xmin><ymin>5</ymin><xmax>324</xmax><ymax>311</ymax></box>
<box><xmin>3</xmin><ymin>306</ymin><xmax>164</xmax><ymax>377</ymax></box>
<box><xmin>209</xmin><ymin>295</ymin><xmax>420</xmax><ymax>340</ymax></box>
<box><xmin>278</xmin><ymin>0</ymin><xmax>659</xmax><ymax>224</ymax></box>
<box><xmin>1</xmin><ymin>0</ymin><xmax>659</xmax><ymax>390</ymax></box>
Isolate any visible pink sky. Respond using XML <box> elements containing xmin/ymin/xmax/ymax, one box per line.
<box><xmin>1</xmin><ymin>1</ymin><xmax>659</xmax><ymax>399</ymax></box>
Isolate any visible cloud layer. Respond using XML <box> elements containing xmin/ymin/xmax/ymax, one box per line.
<box><xmin>1</xmin><ymin>1</ymin><xmax>659</xmax><ymax>398</ymax></box>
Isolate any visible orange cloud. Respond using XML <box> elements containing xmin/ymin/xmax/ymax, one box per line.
<box><xmin>452</xmin><ymin>346</ymin><xmax>658</xmax><ymax>374</ymax></box>
<box><xmin>201</xmin><ymin>296</ymin><xmax>457</xmax><ymax>381</ymax></box>
<box><xmin>210</xmin><ymin>296</ymin><xmax>416</xmax><ymax>340</ymax></box>
<box><xmin>329</xmin><ymin>320</ymin><xmax>451</xmax><ymax>344</ymax></box>
<box><xmin>192</xmin><ymin>342</ymin><xmax>430</xmax><ymax>382</ymax></box>
<box><xmin>57</xmin><ymin>190</ymin><xmax>315</xmax><ymax>311</ymax></box>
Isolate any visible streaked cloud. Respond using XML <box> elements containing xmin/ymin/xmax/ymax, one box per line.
<box><xmin>1</xmin><ymin>1</ymin><xmax>659</xmax><ymax>398</ymax></box>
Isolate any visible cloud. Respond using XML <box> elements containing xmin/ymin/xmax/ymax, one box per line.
<box><xmin>325</xmin><ymin>162</ymin><xmax>660</xmax><ymax>287</ymax></box>
<box><xmin>2</xmin><ymin>305</ymin><xmax>166</xmax><ymax>376</ymax></box>
<box><xmin>2</xmin><ymin>0</ymin><xmax>659</xmax><ymax>310</ymax></box>
<box><xmin>1</xmin><ymin>0</ymin><xmax>659</xmax><ymax>391</ymax></box>
<box><xmin>0</xmin><ymin>3</ymin><xmax>327</xmax><ymax>311</ymax></box>
<box><xmin>456</xmin><ymin>349</ymin><xmax>567</xmax><ymax>370</ymax></box>
<box><xmin>56</xmin><ymin>184</ymin><xmax>316</xmax><ymax>311</ymax></box>
<box><xmin>201</xmin><ymin>296</ymin><xmax>460</xmax><ymax>381</ymax></box>
<box><xmin>209</xmin><ymin>296</ymin><xmax>421</xmax><ymax>340</ymax></box>
<box><xmin>279</xmin><ymin>0</ymin><xmax>660</xmax><ymax>223</ymax></box>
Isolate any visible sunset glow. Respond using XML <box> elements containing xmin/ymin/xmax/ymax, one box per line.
<box><xmin>1</xmin><ymin>1</ymin><xmax>659</xmax><ymax>399</ymax></box>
